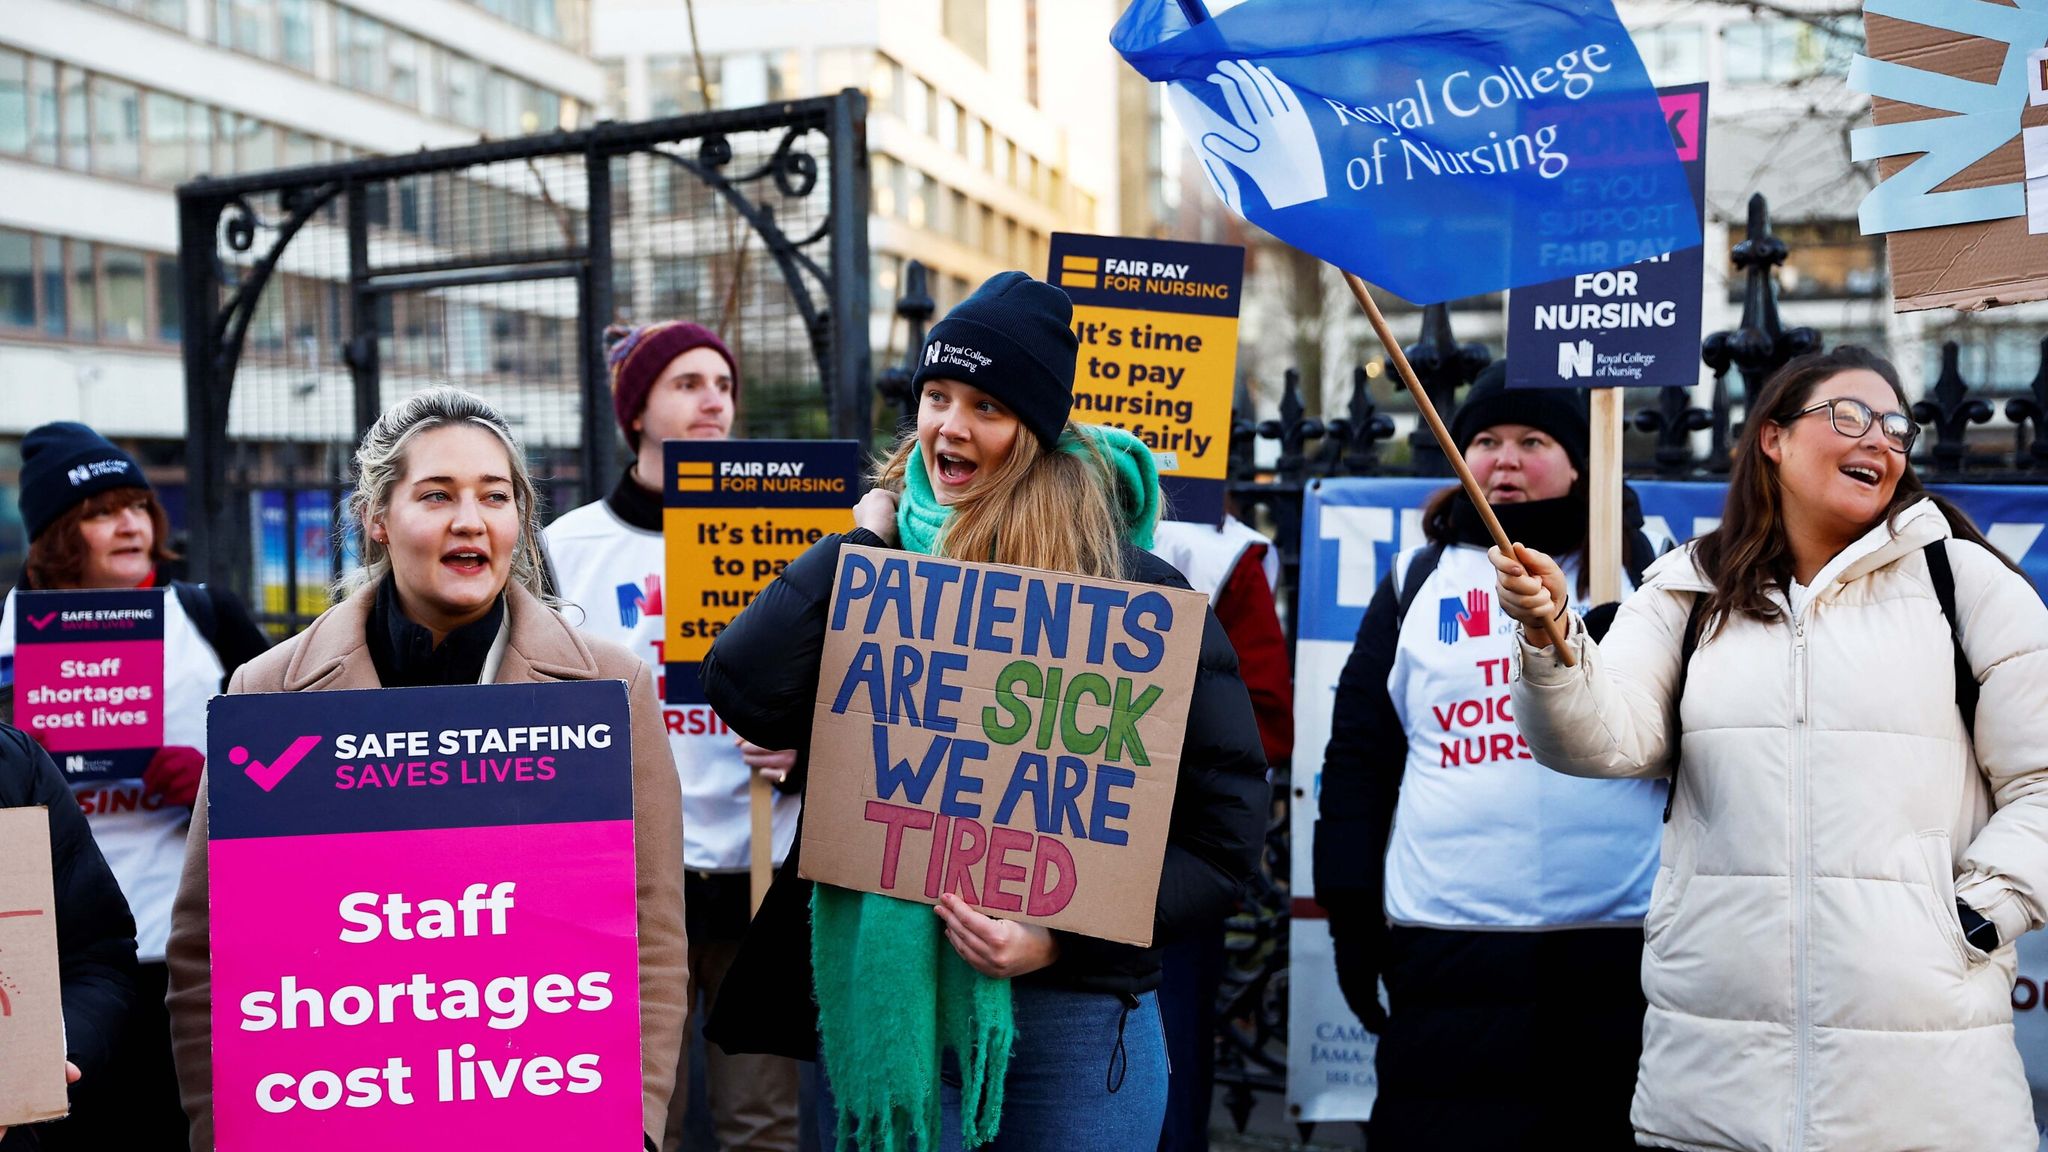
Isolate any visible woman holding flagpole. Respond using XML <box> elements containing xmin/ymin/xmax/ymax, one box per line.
<box><xmin>164</xmin><ymin>387</ymin><xmax>689</xmax><ymax>1152</ymax></box>
<box><xmin>697</xmin><ymin>271</ymin><xmax>1269</xmax><ymax>1151</ymax></box>
<box><xmin>1491</xmin><ymin>346</ymin><xmax>2048</xmax><ymax>1151</ymax></box>
<box><xmin>1316</xmin><ymin>365</ymin><xmax>1665</xmax><ymax>1151</ymax></box>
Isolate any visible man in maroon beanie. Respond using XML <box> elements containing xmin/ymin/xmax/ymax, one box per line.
<box><xmin>546</xmin><ymin>321</ymin><xmax>803</xmax><ymax>1152</ymax></box>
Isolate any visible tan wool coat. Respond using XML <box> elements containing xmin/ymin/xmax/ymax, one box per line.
<box><xmin>163</xmin><ymin>581</ymin><xmax>689</xmax><ymax>1148</ymax></box>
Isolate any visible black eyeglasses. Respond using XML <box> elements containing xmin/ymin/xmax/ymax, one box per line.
<box><xmin>1784</xmin><ymin>396</ymin><xmax>1919</xmax><ymax>454</ymax></box>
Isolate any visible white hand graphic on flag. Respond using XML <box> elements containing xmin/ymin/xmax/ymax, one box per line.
<box><xmin>1167</xmin><ymin>59</ymin><xmax>1329</xmax><ymax>214</ymax></box>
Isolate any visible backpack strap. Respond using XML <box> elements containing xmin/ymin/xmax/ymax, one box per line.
<box><xmin>1394</xmin><ymin>543</ymin><xmax>1446</xmax><ymax>629</ymax></box>
<box><xmin>1924</xmin><ymin>541</ymin><xmax>1979</xmax><ymax>742</ymax></box>
<box><xmin>1664</xmin><ymin>592</ymin><xmax>1707</xmax><ymax>824</ymax></box>
<box><xmin>171</xmin><ymin>580</ymin><xmax>221</xmax><ymax>653</ymax></box>
<box><xmin>1626</xmin><ymin>528</ymin><xmax>1662</xmax><ymax>591</ymax></box>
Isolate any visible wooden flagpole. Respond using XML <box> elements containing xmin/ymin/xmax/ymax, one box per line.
<box><xmin>1342</xmin><ymin>271</ymin><xmax>1577</xmax><ymax>664</ymax></box>
<box><xmin>1586</xmin><ymin>389</ymin><xmax>1625</xmax><ymax>605</ymax></box>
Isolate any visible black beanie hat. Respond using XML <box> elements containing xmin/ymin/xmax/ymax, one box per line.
<box><xmin>18</xmin><ymin>422</ymin><xmax>149</xmax><ymax>543</ymax></box>
<box><xmin>1449</xmin><ymin>363</ymin><xmax>1590</xmax><ymax>469</ymax></box>
<box><xmin>911</xmin><ymin>271</ymin><xmax>1077</xmax><ymax>450</ymax></box>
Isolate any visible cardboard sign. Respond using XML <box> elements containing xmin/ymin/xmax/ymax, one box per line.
<box><xmin>1850</xmin><ymin>3</ymin><xmax>2048</xmax><ymax>311</ymax></box>
<box><xmin>800</xmin><ymin>544</ymin><xmax>1207</xmax><ymax>946</ymax></box>
<box><xmin>12</xmin><ymin>589</ymin><xmax>167</xmax><ymax>782</ymax></box>
<box><xmin>1506</xmin><ymin>83</ymin><xmax>1708</xmax><ymax>388</ymax></box>
<box><xmin>662</xmin><ymin>439</ymin><xmax>860</xmax><ymax>703</ymax></box>
<box><xmin>205</xmin><ymin>682</ymin><xmax>641</xmax><ymax>1150</ymax></box>
<box><xmin>0</xmin><ymin>806</ymin><xmax>68</xmax><ymax>1128</ymax></box>
<box><xmin>1048</xmin><ymin>233</ymin><xmax>1245</xmax><ymax>525</ymax></box>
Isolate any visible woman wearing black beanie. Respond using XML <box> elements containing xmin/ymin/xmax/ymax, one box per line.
<box><xmin>1313</xmin><ymin>364</ymin><xmax>1667</xmax><ymax>1150</ymax></box>
<box><xmin>1</xmin><ymin>421</ymin><xmax>268</xmax><ymax>1150</ymax></box>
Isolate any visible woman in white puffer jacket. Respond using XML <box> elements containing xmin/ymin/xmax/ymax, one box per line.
<box><xmin>1489</xmin><ymin>345</ymin><xmax>2048</xmax><ymax>1152</ymax></box>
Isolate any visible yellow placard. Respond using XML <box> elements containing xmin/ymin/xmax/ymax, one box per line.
<box><xmin>1070</xmin><ymin>306</ymin><xmax>1241</xmax><ymax>481</ymax></box>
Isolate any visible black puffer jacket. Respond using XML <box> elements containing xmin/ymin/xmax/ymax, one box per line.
<box><xmin>0</xmin><ymin>723</ymin><xmax>138</xmax><ymax>1109</ymax></box>
<box><xmin>699</xmin><ymin>529</ymin><xmax>1269</xmax><ymax>1059</ymax></box>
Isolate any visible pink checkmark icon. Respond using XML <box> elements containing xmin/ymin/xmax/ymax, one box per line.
<box><xmin>26</xmin><ymin>612</ymin><xmax>57</xmax><ymax>630</ymax></box>
<box><xmin>228</xmin><ymin>735</ymin><xmax>323</xmax><ymax>792</ymax></box>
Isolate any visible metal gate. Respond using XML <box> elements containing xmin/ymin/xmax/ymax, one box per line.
<box><xmin>176</xmin><ymin>93</ymin><xmax>870</xmax><ymax>636</ymax></box>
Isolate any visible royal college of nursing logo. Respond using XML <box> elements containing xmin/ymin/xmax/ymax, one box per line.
<box><xmin>924</xmin><ymin>340</ymin><xmax>992</xmax><ymax>375</ymax></box>
<box><xmin>66</xmin><ymin>458</ymin><xmax>133</xmax><ymax>486</ymax></box>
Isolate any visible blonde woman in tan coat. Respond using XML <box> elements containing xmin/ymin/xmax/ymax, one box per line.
<box><xmin>164</xmin><ymin>387</ymin><xmax>688</xmax><ymax>1150</ymax></box>
<box><xmin>1490</xmin><ymin>347</ymin><xmax>2048</xmax><ymax>1152</ymax></box>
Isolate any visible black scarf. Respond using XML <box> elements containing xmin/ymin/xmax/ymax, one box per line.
<box><xmin>606</xmin><ymin>466</ymin><xmax>662</xmax><ymax>532</ymax></box>
<box><xmin>366</xmin><ymin>573</ymin><xmax>506</xmax><ymax>688</ymax></box>
<box><xmin>1446</xmin><ymin>491</ymin><xmax>1589</xmax><ymax>554</ymax></box>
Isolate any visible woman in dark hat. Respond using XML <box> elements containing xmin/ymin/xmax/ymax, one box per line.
<box><xmin>1313</xmin><ymin>365</ymin><xmax>1666</xmax><ymax>1150</ymax></box>
<box><xmin>1</xmin><ymin>421</ymin><xmax>268</xmax><ymax>1149</ymax></box>
<box><xmin>698</xmin><ymin>271</ymin><xmax>1269</xmax><ymax>1151</ymax></box>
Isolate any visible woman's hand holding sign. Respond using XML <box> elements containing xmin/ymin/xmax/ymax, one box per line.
<box><xmin>853</xmin><ymin>488</ymin><xmax>900</xmax><ymax>546</ymax></box>
<box><xmin>1487</xmin><ymin>544</ymin><xmax>1572</xmax><ymax>646</ymax></box>
<box><xmin>935</xmin><ymin>893</ymin><xmax>1060</xmax><ymax>979</ymax></box>
<box><xmin>736</xmin><ymin>739</ymin><xmax>795</xmax><ymax>785</ymax></box>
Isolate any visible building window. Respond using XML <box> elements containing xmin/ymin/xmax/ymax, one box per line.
<box><xmin>870</xmin><ymin>55</ymin><xmax>901</xmax><ymax>120</ymax></box>
<box><xmin>40</xmin><ymin>236</ymin><xmax>65</xmax><ymax>335</ymax></box>
<box><xmin>965</xmin><ymin>116</ymin><xmax>985</xmax><ymax>170</ymax></box>
<box><xmin>61</xmin><ymin>65</ymin><xmax>88</xmax><ymax>169</ymax></box>
<box><xmin>338</xmin><ymin>11</ymin><xmax>385</xmax><ymax>95</ymax></box>
<box><xmin>1726</xmin><ymin>219</ymin><xmax>1884</xmax><ymax>299</ymax></box>
<box><xmin>388</xmin><ymin>31</ymin><xmax>422</xmax><ymax>108</ymax></box>
<box><xmin>0</xmin><ymin>228</ymin><xmax>32</xmax><ymax>329</ymax></box>
<box><xmin>102</xmin><ymin>246</ymin><xmax>148</xmax><ymax>342</ymax></box>
<box><xmin>942</xmin><ymin>0</ymin><xmax>989</xmax><ymax>67</ymax></box>
<box><xmin>1723</xmin><ymin>18</ymin><xmax>1861</xmax><ymax>85</ymax></box>
<box><xmin>905</xmin><ymin>73</ymin><xmax>929</xmax><ymax>138</ymax></box>
<box><xmin>91</xmin><ymin>76</ymin><xmax>141</xmax><ymax>178</ymax></box>
<box><xmin>647</xmin><ymin>55</ymin><xmax>718</xmax><ymax>116</ymax></box>
<box><xmin>68</xmin><ymin>238</ymin><xmax>97</xmax><ymax>341</ymax></box>
<box><xmin>143</xmin><ymin>92</ymin><xmax>189</xmax><ymax>183</ymax></box>
<box><xmin>905</xmin><ymin>167</ymin><xmax>928</xmax><ymax>229</ymax></box>
<box><xmin>936</xmin><ymin>97</ymin><xmax>959</xmax><ymax>152</ymax></box>
<box><xmin>154</xmin><ymin>253</ymin><xmax>181</xmax><ymax>342</ymax></box>
<box><xmin>872</xmin><ymin>154</ymin><xmax>896</xmax><ymax>218</ymax></box>
<box><xmin>85</xmin><ymin>0</ymin><xmax>187</xmax><ymax>31</ymax></box>
<box><xmin>29</xmin><ymin>58</ymin><xmax>57</xmax><ymax>165</ymax></box>
<box><xmin>1634</xmin><ymin>24</ymin><xmax>1706</xmax><ymax>86</ymax></box>
<box><xmin>600</xmin><ymin>59</ymin><xmax>626</xmax><ymax>120</ymax></box>
<box><xmin>280</xmin><ymin>0</ymin><xmax>316</xmax><ymax>71</ymax></box>
<box><xmin>217</xmin><ymin>0</ymin><xmax>275</xmax><ymax>60</ymax></box>
<box><xmin>0</xmin><ymin>50</ymin><xmax>26</xmax><ymax>155</ymax></box>
<box><xmin>446</xmin><ymin>55</ymin><xmax>485</xmax><ymax>128</ymax></box>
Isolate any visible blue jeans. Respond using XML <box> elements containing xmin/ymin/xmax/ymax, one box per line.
<box><xmin>817</xmin><ymin>985</ymin><xmax>1169</xmax><ymax>1151</ymax></box>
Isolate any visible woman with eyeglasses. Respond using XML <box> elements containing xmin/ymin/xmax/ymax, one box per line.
<box><xmin>1488</xmin><ymin>346</ymin><xmax>2048</xmax><ymax>1151</ymax></box>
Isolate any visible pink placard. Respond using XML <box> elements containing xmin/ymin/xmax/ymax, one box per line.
<box><xmin>207</xmin><ymin>820</ymin><xmax>642</xmax><ymax>1148</ymax></box>
<box><xmin>12</xmin><ymin>589</ymin><xmax>166</xmax><ymax>780</ymax></box>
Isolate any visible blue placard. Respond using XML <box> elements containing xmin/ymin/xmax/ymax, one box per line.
<box><xmin>1048</xmin><ymin>233</ymin><xmax>1246</xmax><ymax>318</ymax></box>
<box><xmin>1506</xmin><ymin>83</ymin><xmax>1708</xmax><ymax>389</ymax></box>
<box><xmin>205</xmin><ymin>681</ymin><xmax>634</xmax><ymax>841</ymax></box>
<box><xmin>661</xmin><ymin>440</ymin><xmax>862</xmax><ymax>510</ymax></box>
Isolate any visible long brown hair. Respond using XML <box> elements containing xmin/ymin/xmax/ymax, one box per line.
<box><xmin>1692</xmin><ymin>344</ymin><xmax>2019</xmax><ymax>637</ymax></box>
<box><xmin>24</xmin><ymin>486</ymin><xmax>178</xmax><ymax>589</ymax></box>
<box><xmin>874</xmin><ymin>425</ymin><xmax>1129</xmax><ymax>580</ymax></box>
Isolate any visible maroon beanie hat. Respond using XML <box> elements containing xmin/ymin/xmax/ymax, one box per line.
<box><xmin>606</xmin><ymin>321</ymin><xmax>740</xmax><ymax>446</ymax></box>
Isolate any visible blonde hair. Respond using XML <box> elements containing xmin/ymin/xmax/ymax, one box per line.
<box><xmin>338</xmin><ymin>387</ymin><xmax>551</xmax><ymax>603</ymax></box>
<box><xmin>876</xmin><ymin>424</ymin><xmax>1128</xmax><ymax>580</ymax></box>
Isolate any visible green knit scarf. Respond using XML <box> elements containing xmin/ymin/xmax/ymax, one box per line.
<box><xmin>811</xmin><ymin>423</ymin><xmax>1162</xmax><ymax>1152</ymax></box>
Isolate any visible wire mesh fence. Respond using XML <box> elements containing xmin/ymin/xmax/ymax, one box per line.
<box><xmin>179</xmin><ymin>93</ymin><xmax>869</xmax><ymax>636</ymax></box>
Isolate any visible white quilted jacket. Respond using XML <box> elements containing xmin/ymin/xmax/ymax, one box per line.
<box><xmin>1512</xmin><ymin>500</ymin><xmax>2048</xmax><ymax>1152</ymax></box>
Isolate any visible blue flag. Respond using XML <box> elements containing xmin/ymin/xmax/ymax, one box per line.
<box><xmin>1112</xmin><ymin>0</ymin><xmax>1703</xmax><ymax>305</ymax></box>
